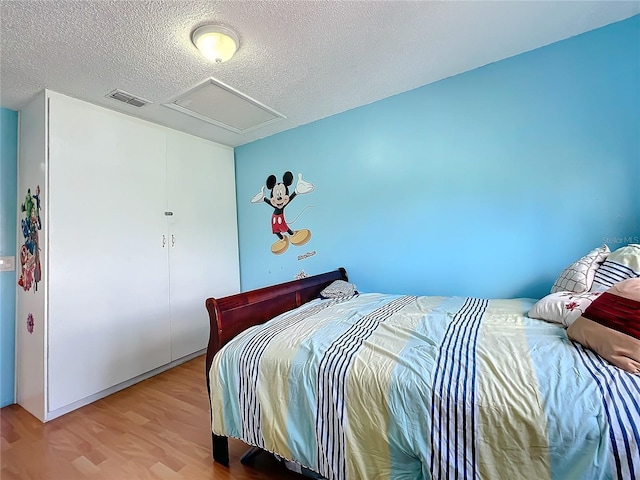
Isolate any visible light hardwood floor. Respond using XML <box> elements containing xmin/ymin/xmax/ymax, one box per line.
<box><xmin>1</xmin><ymin>355</ymin><xmax>304</xmax><ymax>480</ymax></box>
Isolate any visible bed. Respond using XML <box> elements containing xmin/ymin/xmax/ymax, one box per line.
<box><xmin>204</xmin><ymin>267</ymin><xmax>640</xmax><ymax>480</ymax></box>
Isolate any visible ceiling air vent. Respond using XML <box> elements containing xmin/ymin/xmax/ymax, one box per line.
<box><xmin>106</xmin><ymin>89</ymin><xmax>151</xmax><ymax>107</ymax></box>
<box><xmin>163</xmin><ymin>78</ymin><xmax>286</xmax><ymax>134</ymax></box>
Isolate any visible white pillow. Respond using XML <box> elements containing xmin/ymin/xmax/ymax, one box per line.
<box><xmin>590</xmin><ymin>244</ymin><xmax>640</xmax><ymax>292</ymax></box>
<box><xmin>320</xmin><ymin>280</ymin><xmax>357</xmax><ymax>298</ymax></box>
<box><xmin>528</xmin><ymin>291</ymin><xmax>603</xmax><ymax>327</ymax></box>
<box><xmin>550</xmin><ymin>245</ymin><xmax>610</xmax><ymax>294</ymax></box>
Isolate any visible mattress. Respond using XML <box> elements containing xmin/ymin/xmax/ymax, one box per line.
<box><xmin>208</xmin><ymin>293</ymin><xmax>640</xmax><ymax>480</ymax></box>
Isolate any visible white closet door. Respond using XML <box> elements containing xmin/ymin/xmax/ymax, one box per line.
<box><xmin>47</xmin><ymin>93</ymin><xmax>171</xmax><ymax>412</ymax></box>
<box><xmin>166</xmin><ymin>131</ymin><xmax>239</xmax><ymax>360</ymax></box>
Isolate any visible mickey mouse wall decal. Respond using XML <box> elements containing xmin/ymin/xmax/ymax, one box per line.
<box><xmin>251</xmin><ymin>171</ymin><xmax>314</xmax><ymax>255</ymax></box>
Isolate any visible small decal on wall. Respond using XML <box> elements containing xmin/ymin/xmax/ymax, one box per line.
<box><xmin>18</xmin><ymin>185</ymin><xmax>43</xmax><ymax>292</ymax></box>
<box><xmin>251</xmin><ymin>171</ymin><xmax>315</xmax><ymax>255</ymax></box>
<box><xmin>26</xmin><ymin>313</ymin><xmax>34</xmax><ymax>334</ymax></box>
<box><xmin>297</xmin><ymin>251</ymin><xmax>316</xmax><ymax>261</ymax></box>
<box><xmin>294</xmin><ymin>270</ymin><xmax>309</xmax><ymax>280</ymax></box>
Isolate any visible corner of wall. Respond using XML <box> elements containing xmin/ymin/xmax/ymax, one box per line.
<box><xmin>1</xmin><ymin>107</ymin><xmax>19</xmax><ymax>407</ymax></box>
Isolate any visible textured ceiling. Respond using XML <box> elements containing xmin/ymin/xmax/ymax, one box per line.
<box><xmin>1</xmin><ymin>1</ymin><xmax>639</xmax><ymax>148</ymax></box>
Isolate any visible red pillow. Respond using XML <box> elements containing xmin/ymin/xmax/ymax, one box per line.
<box><xmin>567</xmin><ymin>278</ymin><xmax>640</xmax><ymax>373</ymax></box>
<box><xmin>582</xmin><ymin>279</ymin><xmax>640</xmax><ymax>339</ymax></box>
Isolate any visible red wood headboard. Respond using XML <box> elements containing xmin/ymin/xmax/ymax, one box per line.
<box><xmin>204</xmin><ymin>268</ymin><xmax>348</xmax><ymax>382</ymax></box>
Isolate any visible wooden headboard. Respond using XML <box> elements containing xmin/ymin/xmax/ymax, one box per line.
<box><xmin>204</xmin><ymin>268</ymin><xmax>348</xmax><ymax>381</ymax></box>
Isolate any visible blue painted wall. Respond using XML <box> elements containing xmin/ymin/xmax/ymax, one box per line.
<box><xmin>1</xmin><ymin>108</ymin><xmax>18</xmax><ymax>407</ymax></box>
<box><xmin>235</xmin><ymin>16</ymin><xmax>640</xmax><ymax>299</ymax></box>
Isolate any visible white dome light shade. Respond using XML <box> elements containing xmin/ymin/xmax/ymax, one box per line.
<box><xmin>191</xmin><ymin>25</ymin><xmax>239</xmax><ymax>63</ymax></box>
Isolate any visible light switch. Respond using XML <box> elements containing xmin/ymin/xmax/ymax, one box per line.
<box><xmin>0</xmin><ymin>256</ymin><xmax>16</xmax><ymax>272</ymax></box>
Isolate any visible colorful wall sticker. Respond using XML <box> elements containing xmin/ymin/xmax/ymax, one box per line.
<box><xmin>18</xmin><ymin>185</ymin><xmax>42</xmax><ymax>292</ymax></box>
<box><xmin>251</xmin><ymin>171</ymin><xmax>315</xmax><ymax>255</ymax></box>
<box><xmin>26</xmin><ymin>313</ymin><xmax>34</xmax><ymax>334</ymax></box>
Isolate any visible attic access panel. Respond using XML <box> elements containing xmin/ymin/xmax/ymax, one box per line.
<box><xmin>164</xmin><ymin>78</ymin><xmax>286</xmax><ymax>134</ymax></box>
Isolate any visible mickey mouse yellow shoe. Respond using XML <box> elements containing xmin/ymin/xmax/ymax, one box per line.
<box><xmin>271</xmin><ymin>236</ymin><xmax>289</xmax><ymax>255</ymax></box>
<box><xmin>290</xmin><ymin>229</ymin><xmax>311</xmax><ymax>246</ymax></box>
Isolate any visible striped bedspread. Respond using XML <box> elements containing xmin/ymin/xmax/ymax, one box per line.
<box><xmin>208</xmin><ymin>293</ymin><xmax>640</xmax><ymax>480</ymax></box>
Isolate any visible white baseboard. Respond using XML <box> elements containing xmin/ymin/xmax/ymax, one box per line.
<box><xmin>43</xmin><ymin>349</ymin><xmax>205</xmax><ymax>422</ymax></box>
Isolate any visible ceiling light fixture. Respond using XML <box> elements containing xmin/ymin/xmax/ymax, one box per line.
<box><xmin>191</xmin><ymin>24</ymin><xmax>239</xmax><ymax>63</ymax></box>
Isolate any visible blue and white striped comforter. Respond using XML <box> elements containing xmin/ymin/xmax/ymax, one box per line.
<box><xmin>208</xmin><ymin>293</ymin><xmax>640</xmax><ymax>480</ymax></box>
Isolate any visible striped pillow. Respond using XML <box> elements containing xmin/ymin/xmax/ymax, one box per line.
<box><xmin>590</xmin><ymin>244</ymin><xmax>640</xmax><ymax>292</ymax></box>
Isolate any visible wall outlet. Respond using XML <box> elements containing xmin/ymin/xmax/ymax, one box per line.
<box><xmin>0</xmin><ymin>256</ymin><xmax>16</xmax><ymax>272</ymax></box>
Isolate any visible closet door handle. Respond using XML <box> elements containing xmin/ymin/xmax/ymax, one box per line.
<box><xmin>162</xmin><ymin>235</ymin><xmax>167</xmax><ymax>247</ymax></box>
<box><xmin>171</xmin><ymin>234</ymin><xmax>175</xmax><ymax>247</ymax></box>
